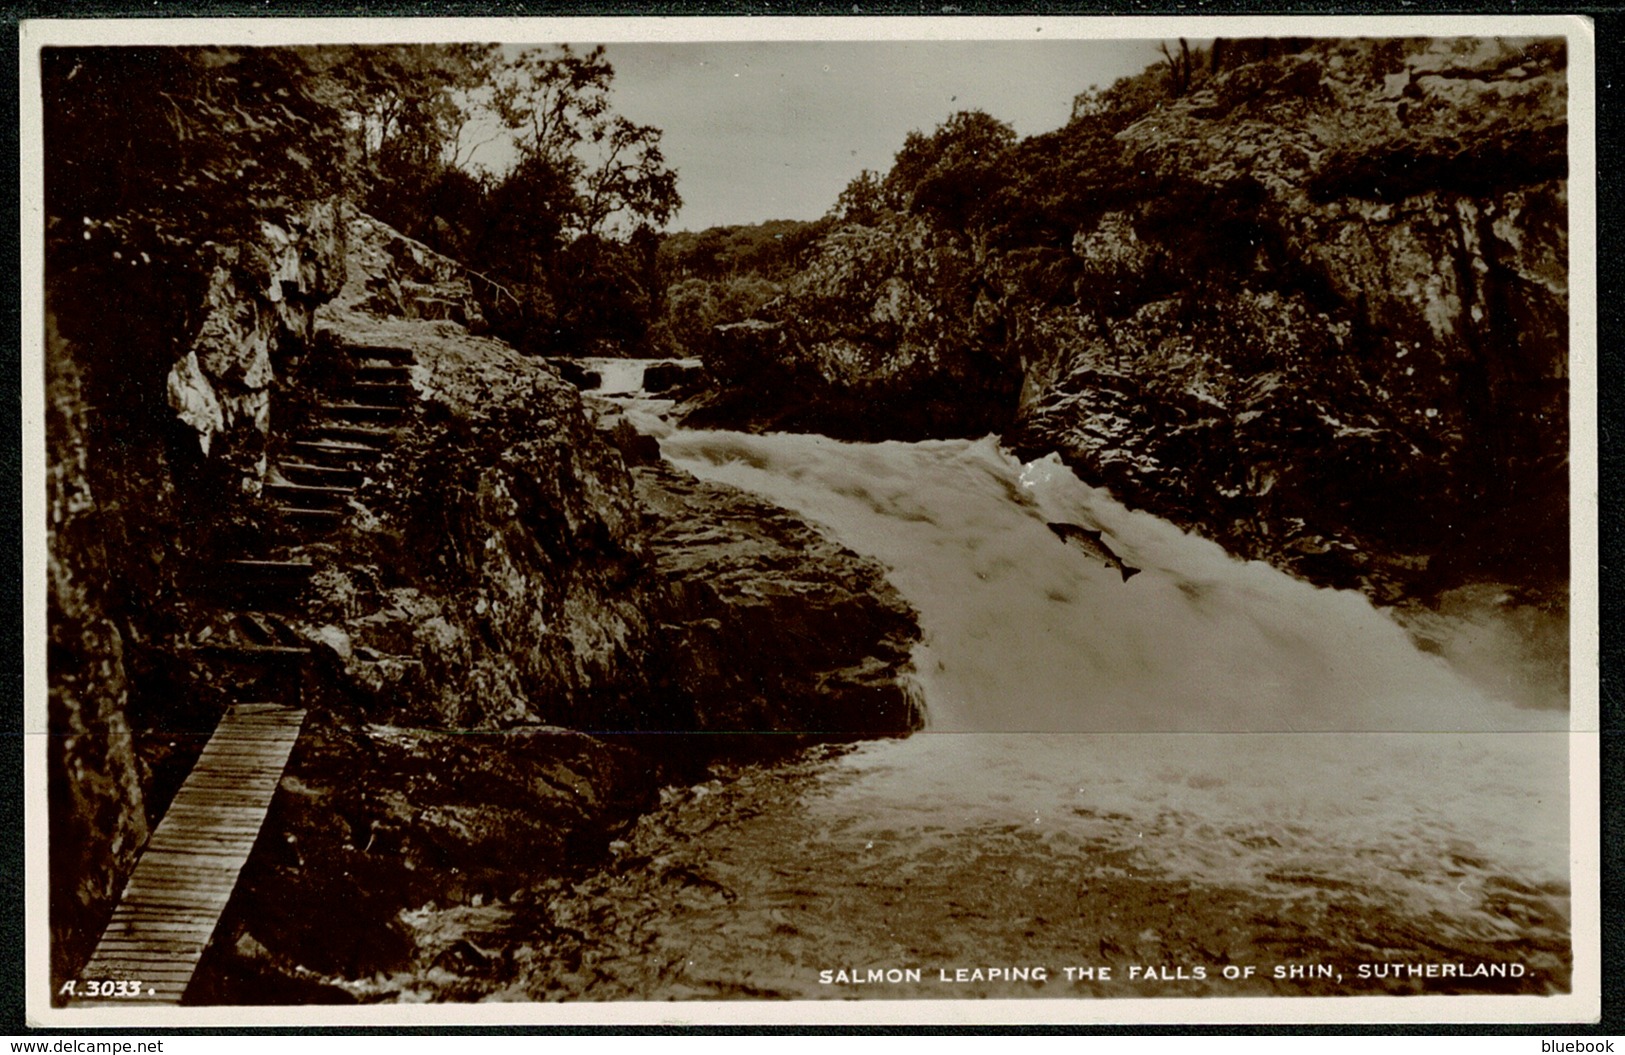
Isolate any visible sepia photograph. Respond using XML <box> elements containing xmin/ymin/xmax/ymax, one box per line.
<box><xmin>22</xmin><ymin>15</ymin><xmax>1599</xmax><ymax>1026</ymax></box>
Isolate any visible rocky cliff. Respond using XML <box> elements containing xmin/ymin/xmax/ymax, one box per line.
<box><xmin>47</xmin><ymin>204</ymin><xmax>922</xmax><ymax>1000</ymax></box>
<box><xmin>164</xmin><ymin>203</ymin><xmax>349</xmax><ymax>485</ymax></box>
<box><xmin>46</xmin><ymin>196</ymin><xmax>348</xmax><ymax>987</ymax></box>
<box><xmin>1012</xmin><ymin>37</ymin><xmax>1567</xmax><ymax>604</ymax></box>
<box><xmin>685</xmin><ymin>37</ymin><xmax>1568</xmax><ymax>607</ymax></box>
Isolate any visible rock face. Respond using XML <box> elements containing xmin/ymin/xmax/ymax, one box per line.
<box><xmin>343</xmin><ymin>212</ymin><xmax>488</xmax><ymax>332</ymax></box>
<box><xmin>300</xmin><ymin>311</ymin><xmax>656</xmax><ymax>733</ymax></box>
<box><xmin>1009</xmin><ymin>38</ymin><xmax>1568</xmax><ymax>601</ymax></box>
<box><xmin>45</xmin><ymin>314</ymin><xmax>150</xmax><ymax>988</ymax></box>
<box><xmin>45</xmin><ymin>197</ymin><xmax>349</xmax><ymax>991</ymax></box>
<box><xmin>635</xmin><ymin>462</ymin><xmax>924</xmax><ymax>741</ymax></box>
<box><xmin>687</xmin><ymin>38</ymin><xmax>1568</xmax><ymax>603</ymax></box>
<box><xmin>166</xmin><ymin>202</ymin><xmax>347</xmax><ymax>489</ymax></box>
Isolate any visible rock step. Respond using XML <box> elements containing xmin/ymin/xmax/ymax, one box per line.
<box><xmin>303</xmin><ymin>423</ymin><xmax>392</xmax><ymax>446</ymax></box>
<box><xmin>344</xmin><ymin>344</ymin><xmax>416</xmax><ymax>366</ymax></box>
<box><xmin>203</xmin><ymin>560</ymin><xmax>314</xmax><ymax>604</ymax></box>
<box><xmin>353</xmin><ymin>364</ymin><xmax>414</xmax><ymax>385</ymax></box>
<box><xmin>218</xmin><ymin>558</ymin><xmax>314</xmax><ymax>577</ymax></box>
<box><xmin>194</xmin><ymin>642</ymin><xmax>310</xmax><ymax>662</ymax></box>
<box><xmin>289</xmin><ymin>440</ymin><xmax>383</xmax><ymax>466</ymax></box>
<box><xmin>275</xmin><ymin>506</ymin><xmax>345</xmax><ymax>530</ymax></box>
<box><xmin>337</xmin><ymin>381</ymin><xmax>414</xmax><ymax>407</ymax></box>
<box><xmin>264</xmin><ymin>481</ymin><xmax>354</xmax><ymax>510</ymax></box>
<box><xmin>277</xmin><ymin>461</ymin><xmax>368</xmax><ymax>488</ymax></box>
<box><xmin>319</xmin><ymin>402</ymin><xmax>405</xmax><ymax>424</ymax></box>
<box><xmin>355</xmin><ymin>647</ymin><xmax>424</xmax><ymax>666</ymax></box>
<box><xmin>230</xmin><ymin>611</ymin><xmax>304</xmax><ymax>648</ymax></box>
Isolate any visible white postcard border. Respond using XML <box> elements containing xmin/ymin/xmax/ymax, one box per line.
<box><xmin>19</xmin><ymin>13</ymin><xmax>1602</xmax><ymax>1028</ymax></box>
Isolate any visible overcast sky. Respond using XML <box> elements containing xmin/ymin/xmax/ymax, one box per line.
<box><xmin>470</xmin><ymin>40</ymin><xmax>1170</xmax><ymax>232</ymax></box>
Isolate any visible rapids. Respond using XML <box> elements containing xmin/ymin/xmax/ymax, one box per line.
<box><xmin>539</xmin><ymin>359</ymin><xmax>1572</xmax><ymax>1000</ymax></box>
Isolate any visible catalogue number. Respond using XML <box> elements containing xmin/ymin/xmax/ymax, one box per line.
<box><xmin>60</xmin><ymin>979</ymin><xmax>154</xmax><ymax>997</ymax></box>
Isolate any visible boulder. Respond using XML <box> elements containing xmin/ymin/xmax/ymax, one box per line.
<box><xmin>703</xmin><ymin>319</ymin><xmax>791</xmax><ymax>388</ymax></box>
<box><xmin>202</xmin><ymin>714</ymin><xmax>662</xmax><ymax>997</ymax></box>
<box><xmin>641</xmin><ymin>360</ymin><xmax>703</xmax><ymax>395</ymax></box>
<box><xmin>599</xmin><ymin>414</ymin><xmax>662</xmax><ymax>467</ymax></box>
<box><xmin>635</xmin><ymin>461</ymin><xmax>924</xmax><ymax>742</ymax></box>
<box><xmin>548</xmin><ymin>357</ymin><xmax>603</xmax><ymax>390</ymax></box>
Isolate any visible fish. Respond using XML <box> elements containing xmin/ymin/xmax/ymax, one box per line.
<box><xmin>1046</xmin><ymin>522</ymin><xmax>1142</xmax><ymax>582</ymax></box>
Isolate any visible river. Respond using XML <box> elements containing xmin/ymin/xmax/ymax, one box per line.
<box><xmin>497</xmin><ymin>359</ymin><xmax>1572</xmax><ymax>1002</ymax></box>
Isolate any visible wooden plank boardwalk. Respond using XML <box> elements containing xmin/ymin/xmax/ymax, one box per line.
<box><xmin>75</xmin><ymin>702</ymin><xmax>306</xmax><ymax>1005</ymax></box>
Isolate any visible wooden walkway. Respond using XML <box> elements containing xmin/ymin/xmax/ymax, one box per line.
<box><xmin>76</xmin><ymin>702</ymin><xmax>306</xmax><ymax>1005</ymax></box>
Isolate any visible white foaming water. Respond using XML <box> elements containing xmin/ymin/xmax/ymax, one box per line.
<box><xmin>577</xmin><ymin>357</ymin><xmax>701</xmax><ymax>397</ymax></box>
<box><xmin>580</xmin><ymin>357</ymin><xmax>649</xmax><ymax>395</ymax></box>
<box><xmin>661</xmin><ymin>430</ymin><xmax>1561</xmax><ymax>736</ymax></box>
<box><xmin>653</xmin><ymin>426</ymin><xmax>1570</xmax><ymax>914</ymax></box>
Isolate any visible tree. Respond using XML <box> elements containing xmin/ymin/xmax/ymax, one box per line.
<box><xmin>311</xmin><ymin>45</ymin><xmax>500</xmax><ymax>246</ymax></box>
<box><xmin>1157</xmin><ymin>38</ymin><xmax>1201</xmax><ymax>98</ymax></box>
<box><xmin>44</xmin><ymin>46</ymin><xmax>348</xmax><ymax>260</ymax></box>
<box><xmin>491</xmin><ymin>45</ymin><xmax>681</xmax><ymax>238</ymax></box>
<box><xmin>477</xmin><ymin>153</ymin><xmax>577</xmax><ymax>269</ymax></box>
<box><xmin>883</xmin><ymin>110</ymin><xmax>1017</xmax><ymax>213</ymax></box>
<box><xmin>324</xmin><ymin>45</ymin><xmax>499</xmax><ymax>173</ymax></box>
<box><xmin>832</xmin><ymin>169</ymin><xmax>892</xmax><ymax>226</ymax></box>
<box><xmin>579</xmin><ymin>115</ymin><xmax>681</xmax><ymax>235</ymax></box>
<box><xmin>491</xmin><ymin>45</ymin><xmax>613</xmax><ymax>168</ymax></box>
<box><xmin>466</xmin><ymin>45</ymin><xmax>681</xmax><ymax>350</ymax></box>
<box><xmin>1069</xmin><ymin>65</ymin><xmax>1167</xmax><ymax>130</ymax></box>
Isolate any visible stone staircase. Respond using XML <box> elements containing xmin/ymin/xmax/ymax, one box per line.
<box><xmin>272</xmin><ymin>346</ymin><xmax>414</xmax><ymax>538</ymax></box>
<box><xmin>75</xmin><ymin>340</ymin><xmax>419</xmax><ymax>1006</ymax></box>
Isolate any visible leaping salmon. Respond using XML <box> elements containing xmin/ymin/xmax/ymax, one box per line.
<box><xmin>1047</xmin><ymin>522</ymin><xmax>1141</xmax><ymax>582</ymax></box>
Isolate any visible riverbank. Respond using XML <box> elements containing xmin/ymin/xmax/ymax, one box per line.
<box><xmin>49</xmin><ymin>209</ymin><xmax>926</xmax><ymax>1002</ymax></box>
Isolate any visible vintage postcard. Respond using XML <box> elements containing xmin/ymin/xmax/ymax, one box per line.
<box><xmin>21</xmin><ymin>14</ymin><xmax>1599</xmax><ymax>1027</ymax></box>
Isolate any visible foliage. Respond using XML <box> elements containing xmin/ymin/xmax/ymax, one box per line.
<box><xmin>43</xmin><ymin>46</ymin><xmax>350</xmax><ymax>263</ymax></box>
<box><xmin>650</xmin><ymin>219</ymin><xmax>828</xmax><ymax>356</ymax></box>
<box><xmin>652</xmin><ymin>273</ymin><xmax>782</xmax><ymax>357</ymax></box>
<box><xmin>659</xmin><ymin>219</ymin><xmax>830</xmax><ymax>283</ymax></box>
<box><xmin>474</xmin><ymin>153</ymin><xmax>576</xmax><ymax>265</ymax></box>
<box><xmin>491</xmin><ymin>45</ymin><xmax>681</xmax><ymax>238</ymax></box>
<box><xmin>831</xmin><ymin>169</ymin><xmax>892</xmax><ymax>227</ymax></box>
<box><xmin>1156</xmin><ymin>38</ymin><xmax>1203</xmax><ymax>98</ymax></box>
<box><xmin>577</xmin><ymin>115</ymin><xmax>681</xmax><ymax>234</ymax></box>
<box><xmin>308</xmin><ymin>43</ymin><xmax>682</xmax><ymax>352</ymax></box>
<box><xmin>313</xmin><ymin>44</ymin><xmax>500</xmax><ymax>242</ymax></box>
<box><xmin>798</xmin><ymin>61</ymin><xmax>1166</xmax><ymax>267</ymax></box>
<box><xmin>882</xmin><ymin>110</ymin><xmax>1017</xmax><ymax>220</ymax></box>
<box><xmin>322</xmin><ymin>45</ymin><xmax>498</xmax><ymax>169</ymax></box>
<box><xmin>43</xmin><ymin>41</ymin><xmax>692</xmax><ymax>356</ymax></box>
<box><xmin>491</xmin><ymin>45</ymin><xmax>614</xmax><ymax>166</ymax></box>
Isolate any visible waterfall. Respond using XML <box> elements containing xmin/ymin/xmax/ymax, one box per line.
<box><xmin>525</xmin><ymin>371</ymin><xmax>1572</xmax><ymax>1000</ymax></box>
